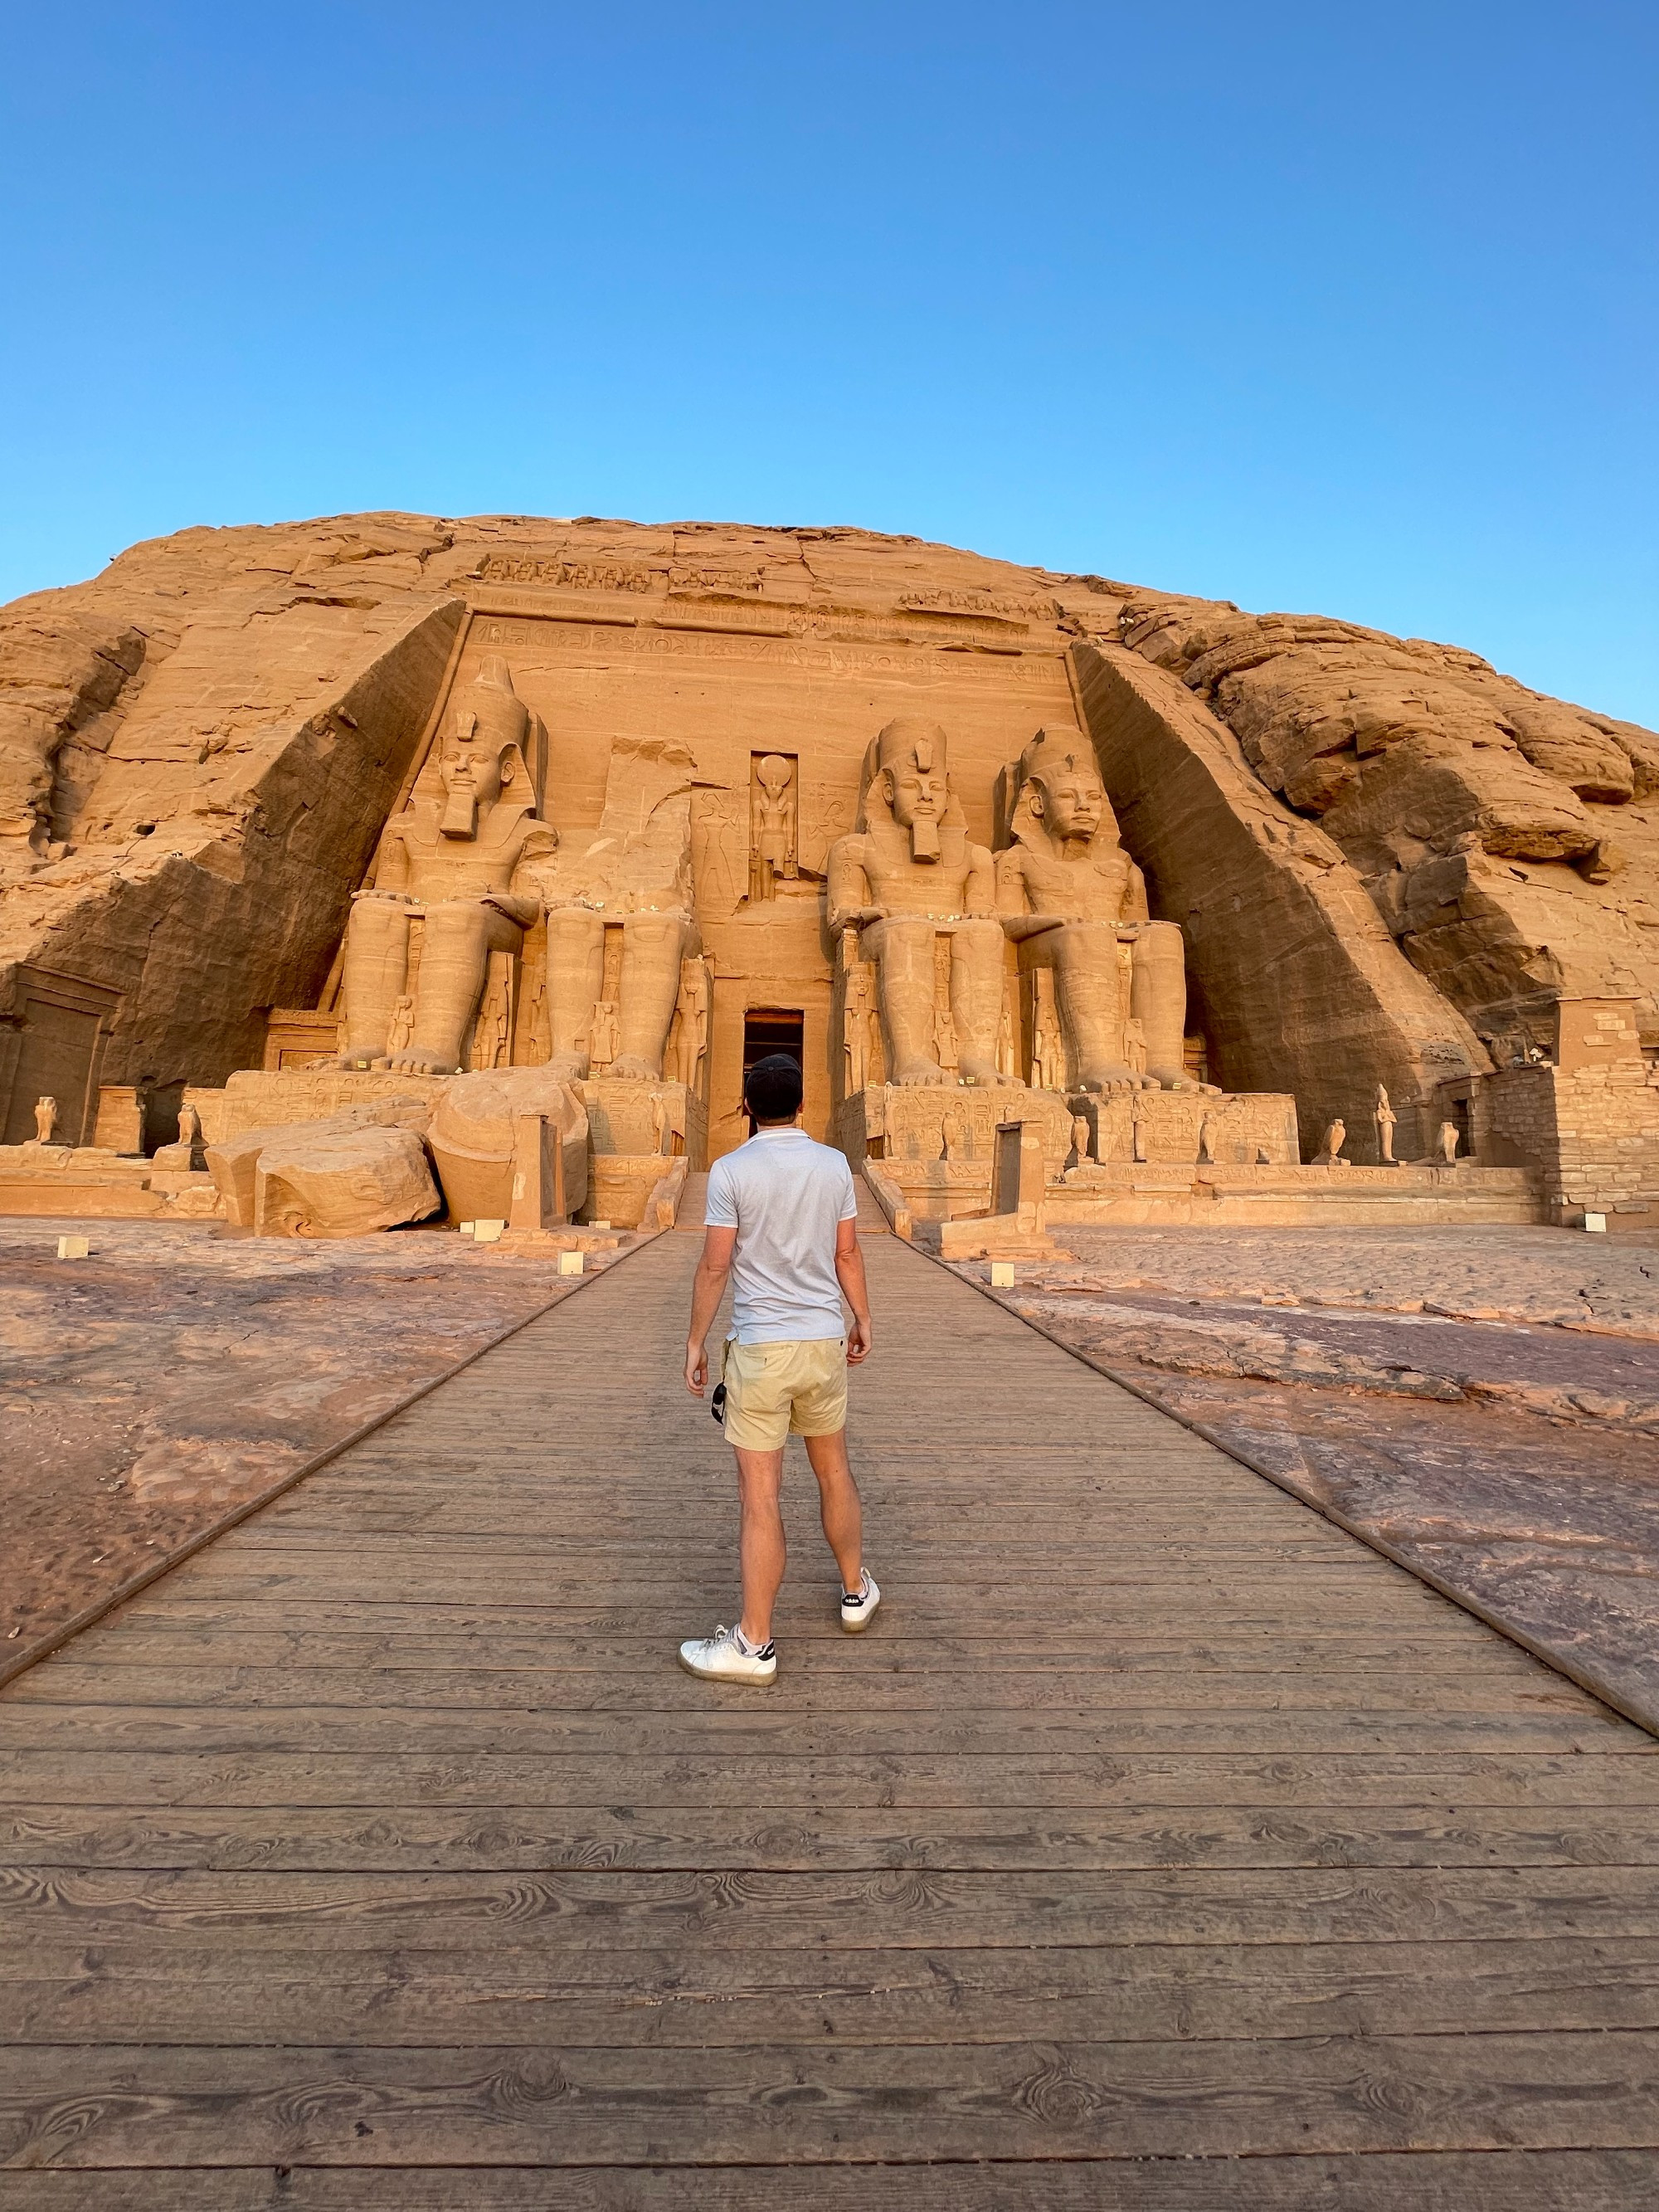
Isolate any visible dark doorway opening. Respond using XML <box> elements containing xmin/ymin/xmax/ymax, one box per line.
<box><xmin>1446</xmin><ymin>1093</ymin><xmax>1473</xmax><ymax>1159</ymax></box>
<box><xmin>742</xmin><ymin>1008</ymin><xmax>805</xmax><ymax>1086</ymax></box>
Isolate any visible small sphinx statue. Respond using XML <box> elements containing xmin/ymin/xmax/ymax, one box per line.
<box><xmin>827</xmin><ymin>718</ymin><xmax>1013</xmax><ymax>1088</ymax></box>
<box><xmin>335</xmin><ymin>658</ymin><xmax>557</xmax><ymax>1074</ymax></box>
<box><xmin>995</xmin><ymin>726</ymin><xmax>1190</xmax><ymax>1091</ymax></box>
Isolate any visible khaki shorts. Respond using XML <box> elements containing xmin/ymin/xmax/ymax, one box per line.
<box><xmin>721</xmin><ymin>1337</ymin><xmax>848</xmax><ymax>1452</ymax></box>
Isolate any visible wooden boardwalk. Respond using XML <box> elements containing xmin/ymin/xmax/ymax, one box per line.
<box><xmin>3</xmin><ymin>1206</ymin><xmax>1658</xmax><ymax>2207</ymax></box>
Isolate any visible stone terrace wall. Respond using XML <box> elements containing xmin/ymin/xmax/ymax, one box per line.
<box><xmin>1488</xmin><ymin>1061</ymin><xmax>1659</xmax><ymax>1228</ymax></box>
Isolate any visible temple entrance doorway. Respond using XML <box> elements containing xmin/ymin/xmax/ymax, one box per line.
<box><xmin>742</xmin><ymin>1007</ymin><xmax>805</xmax><ymax>1085</ymax></box>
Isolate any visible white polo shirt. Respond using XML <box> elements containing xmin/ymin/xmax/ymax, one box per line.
<box><xmin>704</xmin><ymin>1128</ymin><xmax>859</xmax><ymax>1344</ymax></box>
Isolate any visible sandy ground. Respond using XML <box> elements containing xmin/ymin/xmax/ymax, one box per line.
<box><xmin>0</xmin><ymin>1216</ymin><xmax>639</xmax><ymax>1672</ymax></box>
<box><xmin>951</xmin><ymin>1225</ymin><xmax>1659</xmax><ymax>1735</ymax></box>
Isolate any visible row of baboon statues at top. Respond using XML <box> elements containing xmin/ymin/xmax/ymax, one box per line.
<box><xmin>333</xmin><ymin>659</ymin><xmax>1194</xmax><ymax>1094</ymax></box>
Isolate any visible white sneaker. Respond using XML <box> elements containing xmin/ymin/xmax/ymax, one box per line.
<box><xmin>840</xmin><ymin>1571</ymin><xmax>881</xmax><ymax>1633</ymax></box>
<box><xmin>679</xmin><ymin>1625</ymin><xmax>777</xmax><ymax>1683</ymax></box>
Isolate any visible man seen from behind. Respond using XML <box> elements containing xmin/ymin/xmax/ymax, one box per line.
<box><xmin>681</xmin><ymin>1053</ymin><xmax>878</xmax><ymax>1682</ymax></box>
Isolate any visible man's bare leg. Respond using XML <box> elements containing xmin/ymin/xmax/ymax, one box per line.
<box><xmin>733</xmin><ymin>1445</ymin><xmax>787</xmax><ymax>1646</ymax></box>
<box><xmin>804</xmin><ymin>1429</ymin><xmax>863</xmax><ymax>1591</ymax></box>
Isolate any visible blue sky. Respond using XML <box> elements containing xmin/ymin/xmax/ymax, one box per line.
<box><xmin>2</xmin><ymin>2</ymin><xmax>1654</xmax><ymax>722</ymax></box>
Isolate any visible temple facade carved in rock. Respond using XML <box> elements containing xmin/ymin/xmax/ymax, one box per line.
<box><xmin>2</xmin><ymin>513</ymin><xmax>1657</xmax><ymax>1235</ymax></box>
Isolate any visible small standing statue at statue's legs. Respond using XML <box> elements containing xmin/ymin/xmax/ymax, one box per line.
<box><xmin>1374</xmin><ymin>1083</ymin><xmax>1397</xmax><ymax>1163</ymax></box>
<box><xmin>827</xmin><ymin>718</ymin><xmax>1014</xmax><ymax>1088</ymax></box>
<box><xmin>841</xmin><ymin>943</ymin><xmax>874</xmax><ymax>1097</ymax></box>
<box><xmin>995</xmin><ymin>726</ymin><xmax>1192</xmax><ymax>1092</ymax></box>
<box><xmin>1031</xmin><ymin>996</ymin><xmax>1065</xmax><ymax>1092</ymax></box>
<box><xmin>335</xmin><ymin>658</ymin><xmax>556</xmax><ymax>1074</ymax></box>
<box><xmin>32</xmin><ymin>1095</ymin><xmax>59</xmax><ymax>1146</ymax></box>
<box><xmin>383</xmin><ymin>995</ymin><xmax>416</xmax><ymax>1060</ymax></box>
<box><xmin>669</xmin><ymin>958</ymin><xmax>712</xmax><ymax>1093</ymax></box>
<box><xmin>588</xmin><ymin>999</ymin><xmax>620</xmax><ymax>1073</ymax></box>
<box><xmin>996</xmin><ymin>996</ymin><xmax>1019</xmax><ymax>1081</ymax></box>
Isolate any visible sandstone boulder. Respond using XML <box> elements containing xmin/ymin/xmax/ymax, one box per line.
<box><xmin>206</xmin><ymin>1096</ymin><xmax>433</xmax><ymax>1226</ymax></box>
<box><xmin>253</xmin><ymin>1123</ymin><xmax>440</xmax><ymax>1239</ymax></box>
<box><xmin>427</xmin><ymin>1066</ymin><xmax>588</xmax><ymax>1225</ymax></box>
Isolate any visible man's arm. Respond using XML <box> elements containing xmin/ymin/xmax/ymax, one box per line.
<box><xmin>835</xmin><ymin>1217</ymin><xmax>873</xmax><ymax>1364</ymax></box>
<box><xmin>685</xmin><ymin>1224</ymin><xmax>737</xmax><ymax>1395</ymax></box>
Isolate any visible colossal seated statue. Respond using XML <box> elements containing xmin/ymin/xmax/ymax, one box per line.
<box><xmin>531</xmin><ymin>736</ymin><xmax>702</xmax><ymax>1082</ymax></box>
<box><xmin>336</xmin><ymin>658</ymin><xmax>557</xmax><ymax>1074</ymax></box>
<box><xmin>995</xmin><ymin>725</ymin><xmax>1191</xmax><ymax>1090</ymax></box>
<box><xmin>827</xmin><ymin>718</ymin><xmax>1013</xmax><ymax>1087</ymax></box>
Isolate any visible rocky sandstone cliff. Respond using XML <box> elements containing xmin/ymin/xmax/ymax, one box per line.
<box><xmin>2</xmin><ymin>513</ymin><xmax>1652</xmax><ymax>1138</ymax></box>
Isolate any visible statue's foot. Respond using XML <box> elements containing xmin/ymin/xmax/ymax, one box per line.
<box><xmin>893</xmin><ymin>1057</ymin><xmax>948</xmax><ymax>1087</ymax></box>
<box><xmin>387</xmin><ymin>1049</ymin><xmax>459</xmax><ymax>1075</ymax></box>
<box><xmin>332</xmin><ymin>1046</ymin><xmax>382</xmax><ymax>1070</ymax></box>
<box><xmin>1078</xmin><ymin>1062</ymin><xmax>1141</xmax><ymax>1093</ymax></box>
<box><xmin>609</xmin><ymin>1055</ymin><xmax>660</xmax><ymax>1082</ymax></box>
<box><xmin>958</xmin><ymin>1055</ymin><xmax>1017</xmax><ymax>1086</ymax></box>
<box><xmin>547</xmin><ymin>1050</ymin><xmax>591</xmax><ymax>1081</ymax></box>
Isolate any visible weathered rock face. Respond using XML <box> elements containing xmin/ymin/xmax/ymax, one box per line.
<box><xmin>1109</xmin><ymin>595</ymin><xmax>1658</xmax><ymax>1055</ymax></box>
<box><xmin>2</xmin><ymin>512</ymin><xmax>1653</xmax><ymax>1194</ymax></box>
<box><xmin>1</xmin><ymin>518</ymin><xmax>465</xmax><ymax>1113</ymax></box>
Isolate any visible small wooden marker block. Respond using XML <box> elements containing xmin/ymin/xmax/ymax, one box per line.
<box><xmin>1584</xmin><ymin>1211</ymin><xmax>1608</xmax><ymax>1233</ymax></box>
<box><xmin>472</xmin><ymin>1219</ymin><xmax>506</xmax><ymax>1245</ymax></box>
<box><xmin>990</xmin><ymin>1260</ymin><xmax>1015</xmax><ymax>1288</ymax></box>
<box><xmin>458</xmin><ymin>1221</ymin><xmax>476</xmax><ymax>1238</ymax></box>
<box><xmin>558</xmin><ymin>1250</ymin><xmax>584</xmax><ymax>1277</ymax></box>
<box><xmin>588</xmin><ymin>1219</ymin><xmax>611</xmax><ymax>1231</ymax></box>
<box><xmin>56</xmin><ymin>1235</ymin><xmax>90</xmax><ymax>1259</ymax></box>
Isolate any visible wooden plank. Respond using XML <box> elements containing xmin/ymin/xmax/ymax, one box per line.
<box><xmin>0</xmin><ymin>2150</ymin><xmax>1649</xmax><ymax>2210</ymax></box>
<box><xmin>0</xmin><ymin>1700</ymin><xmax>1635</xmax><ymax>1755</ymax></box>
<box><xmin>10</xmin><ymin>1801</ymin><xmax>1659</xmax><ymax>1873</ymax></box>
<box><xmin>10</xmin><ymin>1936</ymin><xmax>1659</xmax><ymax>2046</ymax></box>
<box><xmin>45</xmin><ymin>1619</ymin><xmax>1530</xmax><ymax>1663</ymax></box>
<box><xmin>8</xmin><ymin>1663</ymin><xmax>1609</xmax><ymax>1717</ymax></box>
<box><xmin>2</xmin><ymin>2033</ymin><xmax>1657</xmax><ymax>2164</ymax></box>
<box><xmin>7</xmin><ymin>1865</ymin><xmax>1659</xmax><ymax>1950</ymax></box>
<box><xmin>9</xmin><ymin>1747</ymin><xmax>1659</xmax><ymax>1808</ymax></box>
<box><xmin>107</xmin><ymin>1591</ymin><xmax>1509</xmax><ymax>1634</ymax></box>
